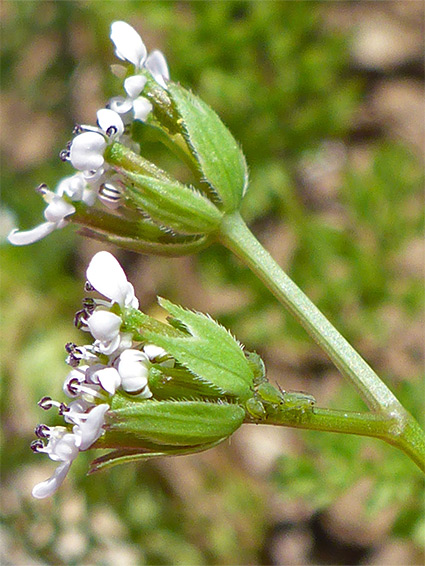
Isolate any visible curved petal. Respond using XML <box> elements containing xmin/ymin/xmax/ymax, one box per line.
<box><xmin>44</xmin><ymin>196</ymin><xmax>76</xmax><ymax>223</ymax></box>
<box><xmin>145</xmin><ymin>50</ymin><xmax>170</xmax><ymax>89</ymax></box>
<box><xmin>110</xmin><ymin>21</ymin><xmax>147</xmax><ymax>68</ymax></box>
<box><xmin>107</xmin><ymin>96</ymin><xmax>134</xmax><ymax>124</ymax></box>
<box><xmin>7</xmin><ymin>222</ymin><xmax>58</xmax><ymax>245</ymax></box>
<box><xmin>74</xmin><ymin>403</ymin><xmax>109</xmax><ymax>450</ymax></box>
<box><xmin>86</xmin><ymin>251</ymin><xmax>138</xmax><ymax>308</ymax></box>
<box><xmin>132</xmin><ymin>97</ymin><xmax>153</xmax><ymax>122</ymax></box>
<box><xmin>97</xmin><ymin>108</ymin><xmax>124</xmax><ymax>138</ymax></box>
<box><xmin>124</xmin><ymin>75</ymin><xmax>147</xmax><ymax>98</ymax></box>
<box><xmin>69</xmin><ymin>132</ymin><xmax>106</xmax><ymax>171</ymax></box>
<box><xmin>91</xmin><ymin>366</ymin><xmax>121</xmax><ymax>395</ymax></box>
<box><xmin>32</xmin><ymin>460</ymin><xmax>73</xmax><ymax>499</ymax></box>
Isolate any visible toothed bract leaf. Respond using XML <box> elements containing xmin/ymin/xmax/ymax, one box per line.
<box><xmin>143</xmin><ymin>298</ymin><xmax>255</xmax><ymax>401</ymax></box>
<box><xmin>122</xmin><ymin>171</ymin><xmax>222</xmax><ymax>234</ymax></box>
<box><xmin>108</xmin><ymin>397</ymin><xmax>245</xmax><ymax>446</ymax></box>
<box><xmin>168</xmin><ymin>83</ymin><xmax>248</xmax><ymax>213</ymax></box>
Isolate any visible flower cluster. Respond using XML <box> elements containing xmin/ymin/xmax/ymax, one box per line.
<box><xmin>31</xmin><ymin>251</ymin><xmax>170</xmax><ymax>498</ymax></box>
<box><xmin>8</xmin><ymin>21</ymin><xmax>169</xmax><ymax>246</ymax></box>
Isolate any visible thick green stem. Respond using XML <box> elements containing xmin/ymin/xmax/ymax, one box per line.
<box><xmin>219</xmin><ymin>212</ymin><xmax>425</xmax><ymax>470</ymax></box>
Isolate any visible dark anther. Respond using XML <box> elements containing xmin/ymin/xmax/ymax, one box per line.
<box><xmin>73</xmin><ymin>124</ymin><xmax>83</xmax><ymax>135</ymax></box>
<box><xmin>65</xmin><ymin>342</ymin><xmax>77</xmax><ymax>353</ymax></box>
<box><xmin>35</xmin><ymin>183</ymin><xmax>48</xmax><ymax>194</ymax></box>
<box><xmin>35</xmin><ymin>424</ymin><xmax>50</xmax><ymax>438</ymax></box>
<box><xmin>38</xmin><ymin>396</ymin><xmax>53</xmax><ymax>410</ymax></box>
<box><xmin>82</xmin><ymin>297</ymin><xmax>96</xmax><ymax>313</ymax></box>
<box><xmin>74</xmin><ymin>309</ymin><xmax>87</xmax><ymax>329</ymax></box>
<box><xmin>59</xmin><ymin>149</ymin><xmax>70</xmax><ymax>162</ymax></box>
<box><xmin>84</xmin><ymin>281</ymin><xmax>95</xmax><ymax>292</ymax></box>
<box><xmin>66</xmin><ymin>378</ymin><xmax>81</xmax><ymax>396</ymax></box>
<box><xmin>66</xmin><ymin>353</ymin><xmax>80</xmax><ymax>367</ymax></box>
<box><xmin>31</xmin><ymin>439</ymin><xmax>44</xmax><ymax>452</ymax></box>
<box><xmin>58</xmin><ymin>402</ymin><xmax>68</xmax><ymax>415</ymax></box>
<box><xmin>106</xmin><ymin>125</ymin><xmax>118</xmax><ymax>137</ymax></box>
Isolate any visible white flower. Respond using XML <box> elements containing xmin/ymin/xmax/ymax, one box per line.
<box><xmin>32</xmin><ymin>403</ymin><xmax>109</xmax><ymax>499</ymax></box>
<box><xmin>110</xmin><ymin>21</ymin><xmax>147</xmax><ymax>69</ymax></box>
<box><xmin>69</xmin><ymin>109</ymin><xmax>124</xmax><ymax>172</ymax></box>
<box><xmin>86</xmin><ymin>251</ymin><xmax>139</xmax><ymax>309</ymax></box>
<box><xmin>110</xmin><ymin>21</ymin><xmax>170</xmax><ymax>89</ymax></box>
<box><xmin>31</xmin><ymin>429</ymin><xmax>79</xmax><ymax>499</ymax></box>
<box><xmin>97</xmin><ymin>108</ymin><xmax>125</xmax><ymax>138</ymax></box>
<box><xmin>69</xmin><ymin>132</ymin><xmax>107</xmax><ymax>172</ymax></box>
<box><xmin>7</xmin><ymin>190</ymin><xmax>75</xmax><ymax>246</ymax></box>
<box><xmin>116</xmin><ymin>349</ymin><xmax>152</xmax><ymax>396</ymax></box>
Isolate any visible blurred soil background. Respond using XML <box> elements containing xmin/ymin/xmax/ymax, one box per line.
<box><xmin>1</xmin><ymin>2</ymin><xmax>424</xmax><ymax>565</ymax></box>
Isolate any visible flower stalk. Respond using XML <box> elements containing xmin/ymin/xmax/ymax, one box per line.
<box><xmin>218</xmin><ymin>212</ymin><xmax>425</xmax><ymax>471</ymax></box>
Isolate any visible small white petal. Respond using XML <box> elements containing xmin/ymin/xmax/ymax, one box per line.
<box><xmin>110</xmin><ymin>21</ymin><xmax>147</xmax><ymax>68</ymax></box>
<box><xmin>69</xmin><ymin>132</ymin><xmax>106</xmax><ymax>171</ymax></box>
<box><xmin>132</xmin><ymin>97</ymin><xmax>153</xmax><ymax>122</ymax></box>
<box><xmin>86</xmin><ymin>251</ymin><xmax>138</xmax><ymax>308</ymax></box>
<box><xmin>145</xmin><ymin>50</ymin><xmax>170</xmax><ymax>89</ymax></box>
<box><xmin>107</xmin><ymin>96</ymin><xmax>134</xmax><ymax>124</ymax></box>
<box><xmin>95</xmin><ymin>334</ymin><xmax>122</xmax><ymax>356</ymax></box>
<box><xmin>117</xmin><ymin>349</ymin><xmax>149</xmax><ymax>393</ymax></box>
<box><xmin>124</xmin><ymin>75</ymin><xmax>147</xmax><ymax>98</ymax></box>
<box><xmin>74</xmin><ymin>403</ymin><xmax>109</xmax><ymax>450</ymax></box>
<box><xmin>44</xmin><ymin>196</ymin><xmax>75</xmax><ymax>223</ymax></box>
<box><xmin>97</xmin><ymin>108</ymin><xmax>124</xmax><ymax>138</ymax></box>
<box><xmin>143</xmin><ymin>344</ymin><xmax>168</xmax><ymax>360</ymax></box>
<box><xmin>91</xmin><ymin>366</ymin><xmax>121</xmax><ymax>395</ymax></box>
<box><xmin>7</xmin><ymin>222</ymin><xmax>57</xmax><ymax>245</ymax></box>
<box><xmin>32</xmin><ymin>460</ymin><xmax>73</xmax><ymax>499</ymax></box>
<box><xmin>86</xmin><ymin>310</ymin><xmax>122</xmax><ymax>343</ymax></box>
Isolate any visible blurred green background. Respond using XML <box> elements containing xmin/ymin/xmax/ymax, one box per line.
<box><xmin>1</xmin><ymin>2</ymin><xmax>424</xmax><ymax>564</ymax></box>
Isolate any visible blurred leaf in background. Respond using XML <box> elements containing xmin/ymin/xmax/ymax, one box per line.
<box><xmin>1</xmin><ymin>1</ymin><xmax>424</xmax><ymax>564</ymax></box>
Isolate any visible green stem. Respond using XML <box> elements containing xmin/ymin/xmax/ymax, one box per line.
<box><xmin>219</xmin><ymin>212</ymin><xmax>425</xmax><ymax>470</ymax></box>
<box><xmin>255</xmin><ymin>407</ymin><xmax>393</xmax><ymax>439</ymax></box>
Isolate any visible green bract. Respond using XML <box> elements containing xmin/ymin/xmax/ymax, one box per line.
<box><xmin>168</xmin><ymin>83</ymin><xmax>249</xmax><ymax>213</ymax></box>
<box><xmin>92</xmin><ymin>396</ymin><xmax>245</xmax><ymax>472</ymax></box>
<box><xmin>141</xmin><ymin>298</ymin><xmax>255</xmax><ymax>402</ymax></box>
